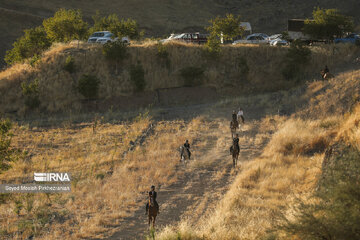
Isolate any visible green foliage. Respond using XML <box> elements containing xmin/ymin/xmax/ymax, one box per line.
<box><xmin>282</xmin><ymin>40</ymin><xmax>311</xmax><ymax>80</ymax></box>
<box><xmin>277</xmin><ymin>144</ymin><xmax>360</xmax><ymax>240</ymax></box>
<box><xmin>4</xmin><ymin>27</ymin><xmax>51</xmax><ymax>65</ymax></box>
<box><xmin>21</xmin><ymin>79</ymin><xmax>40</xmax><ymax>109</ymax></box>
<box><xmin>203</xmin><ymin>34</ymin><xmax>221</xmax><ymax>60</ymax></box>
<box><xmin>206</xmin><ymin>13</ymin><xmax>244</xmax><ymax>41</ymax></box>
<box><xmin>102</xmin><ymin>40</ymin><xmax>128</xmax><ymax>63</ymax></box>
<box><xmin>130</xmin><ymin>62</ymin><xmax>146</xmax><ymax>92</ymax></box>
<box><xmin>63</xmin><ymin>56</ymin><xmax>76</xmax><ymax>73</ymax></box>
<box><xmin>304</xmin><ymin>8</ymin><xmax>354</xmax><ymax>40</ymax></box>
<box><xmin>180</xmin><ymin>66</ymin><xmax>205</xmax><ymax>87</ymax></box>
<box><xmin>43</xmin><ymin>9</ymin><xmax>88</xmax><ymax>43</ymax></box>
<box><xmin>90</xmin><ymin>11</ymin><xmax>142</xmax><ymax>39</ymax></box>
<box><xmin>0</xmin><ymin>119</ymin><xmax>20</xmax><ymax>172</ymax></box>
<box><xmin>156</xmin><ymin>43</ymin><xmax>170</xmax><ymax>69</ymax></box>
<box><xmin>77</xmin><ymin>74</ymin><xmax>100</xmax><ymax>99</ymax></box>
<box><xmin>29</xmin><ymin>54</ymin><xmax>41</xmax><ymax>67</ymax></box>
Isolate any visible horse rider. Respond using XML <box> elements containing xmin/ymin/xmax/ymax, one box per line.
<box><xmin>324</xmin><ymin>65</ymin><xmax>329</xmax><ymax>74</ymax></box>
<box><xmin>233</xmin><ymin>133</ymin><xmax>240</xmax><ymax>152</ymax></box>
<box><xmin>237</xmin><ymin>108</ymin><xmax>245</xmax><ymax>124</ymax></box>
<box><xmin>232</xmin><ymin>110</ymin><xmax>237</xmax><ymax>123</ymax></box>
<box><xmin>184</xmin><ymin>140</ymin><xmax>191</xmax><ymax>158</ymax></box>
<box><xmin>146</xmin><ymin>185</ymin><xmax>159</xmax><ymax>214</ymax></box>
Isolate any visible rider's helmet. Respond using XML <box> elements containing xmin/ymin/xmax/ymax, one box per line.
<box><xmin>236</xmin><ymin>134</ymin><xmax>239</xmax><ymax>137</ymax></box>
<box><xmin>185</xmin><ymin>140</ymin><xmax>189</xmax><ymax>143</ymax></box>
<box><xmin>151</xmin><ymin>185</ymin><xmax>155</xmax><ymax>190</ymax></box>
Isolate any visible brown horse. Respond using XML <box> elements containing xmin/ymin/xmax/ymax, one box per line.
<box><xmin>230</xmin><ymin>142</ymin><xmax>240</xmax><ymax>168</ymax></box>
<box><xmin>230</xmin><ymin>120</ymin><xmax>238</xmax><ymax>139</ymax></box>
<box><xmin>148</xmin><ymin>198</ymin><xmax>158</xmax><ymax>228</ymax></box>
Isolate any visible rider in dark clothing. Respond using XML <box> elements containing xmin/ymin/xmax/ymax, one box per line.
<box><xmin>146</xmin><ymin>185</ymin><xmax>159</xmax><ymax>214</ymax></box>
<box><xmin>324</xmin><ymin>65</ymin><xmax>329</xmax><ymax>74</ymax></box>
<box><xmin>233</xmin><ymin>134</ymin><xmax>240</xmax><ymax>152</ymax></box>
<box><xmin>184</xmin><ymin>140</ymin><xmax>191</xmax><ymax>158</ymax></box>
<box><xmin>232</xmin><ymin>110</ymin><xmax>237</xmax><ymax>123</ymax></box>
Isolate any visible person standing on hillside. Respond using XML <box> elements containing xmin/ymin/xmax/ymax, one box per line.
<box><xmin>184</xmin><ymin>140</ymin><xmax>191</xmax><ymax>158</ymax></box>
<box><xmin>237</xmin><ymin>108</ymin><xmax>245</xmax><ymax>124</ymax></box>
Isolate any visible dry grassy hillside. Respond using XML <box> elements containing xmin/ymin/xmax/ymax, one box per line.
<box><xmin>156</xmin><ymin>69</ymin><xmax>360</xmax><ymax>239</ymax></box>
<box><xmin>0</xmin><ymin>42</ymin><xmax>359</xmax><ymax>116</ymax></box>
<box><xmin>1</xmin><ymin>0</ymin><xmax>360</xmax><ymax>66</ymax></box>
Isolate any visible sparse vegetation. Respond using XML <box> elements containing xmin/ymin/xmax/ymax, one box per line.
<box><xmin>277</xmin><ymin>144</ymin><xmax>360</xmax><ymax>240</ymax></box>
<box><xmin>282</xmin><ymin>40</ymin><xmax>311</xmax><ymax>80</ymax></box>
<box><xmin>156</xmin><ymin>43</ymin><xmax>170</xmax><ymax>69</ymax></box>
<box><xmin>130</xmin><ymin>62</ymin><xmax>146</xmax><ymax>92</ymax></box>
<box><xmin>102</xmin><ymin>40</ymin><xmax>128</xmax><ymax>72</ymax></box>
<box><xmin>21</xmin><ymin>78</ymin><xmax>40</xmax><ymax>109</ymax></box>
<box><xmin>0</xmin><ymin>119</ymin><xmax>21</xmax><ymax>172</ymax></box>
<box><xmin>63</xmin><ymin>55</ymin><xmax>76</xmax><ymax>73</ymax></box>
<box><xmin>180</xmin><ymin>66</ymin><xmax>204</xmax><ymax>87</ymax></box>
<box><xmin>77</xmin><ymin>74</ymin><xmax>100</xmax><ymax>99</ymax></box>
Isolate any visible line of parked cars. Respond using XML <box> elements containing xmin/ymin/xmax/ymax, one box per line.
<box><xmin>87</xmin><ymin>31</ymin><xmax>130</xmax><ymax>44</ymax></box>
<box><xmin>232</xmin><ymin>33</ymin><xmax>289</xmax><ymax>46</ymax></box>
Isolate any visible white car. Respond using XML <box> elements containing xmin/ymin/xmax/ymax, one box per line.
<box><xmin>268</xmin><ymin>34</ymin><xmax>283</xmax><ymax>41</ymax></box>
<box><xmin>88</xmin><ymin>31</ymin><xmax>130</xmax><ymax>44</ymax></box>
<box><xmin>232</xmin><ymin>33</ymin><xmax>270</xmax><ymax>45</ymax></box>
<box><xmin>160</xmin><ymin>33</ymin><xmax>180</xmax><ymax>43</ymax></box>
<box><xmin>270</xmin><ymin>38</ymin><xmax>289</xmax><ymax>46</ymax></box>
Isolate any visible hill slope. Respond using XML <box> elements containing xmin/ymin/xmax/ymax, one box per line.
<box><xmin>1</xmin><ymin>0</ymin><xmax>360</xmax><ymax>66</ymax></box>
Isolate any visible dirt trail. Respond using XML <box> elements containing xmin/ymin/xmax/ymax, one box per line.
<box><xmin>105</xmin><ymin>115</ymin><xmax>267</xmax><ymax>240</ymax></box>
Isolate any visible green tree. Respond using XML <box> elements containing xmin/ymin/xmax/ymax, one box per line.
<box><xmin>4</xmin><ymin>27</ymin><xmax>51</xmax><ymax>65</ymax></box>
<box><xmin>304</xmin><ymin>8</ymin><xmax>354</xmax><ymax>40</ymax></box>
<box><xmin>282</xmin><ymin>40</ymin><xmax>311</xmax><ymax>80</ymax></box>
<box><xmin>206</xmin><ymin>14</ymin><xmax>244</xmax><ymax>42</ymax></box>
<box><xmin>90</xmin><ymin>12</ymin><xmax>141</xmax><ymax>40</ymax></box>
<box><xmin>43</xmin><ymin>9</ymin><xmax>88</xmax><ymax>43</ymax></box>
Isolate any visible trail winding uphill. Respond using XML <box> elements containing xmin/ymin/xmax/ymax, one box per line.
<box><xmin>103</xmin><ymin>112</ymin><xmax>270</xmax><ymax>240</ymax></box>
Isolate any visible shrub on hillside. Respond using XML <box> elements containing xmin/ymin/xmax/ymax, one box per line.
<box><xmin>276</xmin><ymin>144</ymin><xmax>360</xmax><ymax>240</ymax></box>
<box><xmin>156</xmin><ymin>43</ymin><xmax>170</xmax><ymax>69</ymax></box>
<box><xmin>180</xmin><ymin>66</ymin><xmax>205</xmax><ymax>87</ymax></box>
<box><xmin>63</xmin><ymin>56</ymin><xmax>76</xmax><ymax>73</ymax></box>
<box><xmin>4</xmin><ymin>27</ymin><xmax>51</xmax><ymax>66</ymax></box>
<box><xmin>282</xmin><ymin>40</ymin><xmax>311</xmax><ymax>80</ymax></box>
<box><xmin>237</xmin><ymin>56</ymin><xmax>249</xmax><ymax>76</ymax></box>
<box><xmin>203</xmin><ymin>34</ymin><xmax>221</xmax><ymax>60</ymax></box>
<box><xmin>102</xmin><ymin>40</ymin><xmax>128</xmax><ymax>73</ymax></box>
<box><xmin>77</xmin><ymin>74</ymin><xmax>100</xmax><ymax>99</ymax></box>
<box><xmin>43</xmin><ymin>9</ymin><xmax>88</xmax><ymax>43</ymax></box>
<box><xmin>130</xmin><ymin>62</ymin><xmax>146</xmax><ymax>92</ymax></box>
<box><xmin>0</xmin><ymin>119</ymin><xmax>21</xmax><ymax>172</ymax></box>
<box><xmin>21</xmin><ymin>79</ymin><xmax>40</xmax><ymax>110</ymax></box>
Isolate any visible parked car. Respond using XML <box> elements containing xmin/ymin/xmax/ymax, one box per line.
<box><xmin>270</xmin><ymin>38</ymin><xmax>289</xmax><ymax>46</ymax></box>
<box><xmin>88</xmin><ymin>31</ymin><xmax>130</xmax><ymax>44</ymax></box>
<box><xmin>268</xmin><ymin>34</ymin><xmax>283</xmax><ymax>41</ymax></box>
<box><xmin>161</xmin><ymin>33</ymin><xmax>208</xmax><ymax>44</ymax></box>
<box><xmin>334</xmin><ymin>33</ymin><xmax>360</xmax><ymax>44</ymax></box>
<box><xmin>232</xmin><ymin>33</ymin><xmax>269</xmax><ymax>45</ymax></box>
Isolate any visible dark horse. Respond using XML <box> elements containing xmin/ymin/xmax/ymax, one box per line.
<box><xmin>230</xmin><ymin>142</ymin><xmax>240</xmax><ymax>168</ymax></box>
<box><xmin>230</xmin><ymin>120</ymin><xmax>238</xmax><ymax>139</ymax></box>
<box><xmin>180</xmin><ymin>146</ymin><xmax>191</xmax><ymax>162</ymax></box>
<box><xmin>148</xmin><ymin>197</ymin><xmax>158</xmax><ymax>228</ymax></box>
<box><xmin>320</xmin><ymin>70</ymin><xmax>334</xmax><ymax>80</ymax></box>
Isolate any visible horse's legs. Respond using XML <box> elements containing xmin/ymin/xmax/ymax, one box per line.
<box><xmin>153</xmin><ymin>215</ymin><xmax>156</xmax><ymax>228</ymax></box>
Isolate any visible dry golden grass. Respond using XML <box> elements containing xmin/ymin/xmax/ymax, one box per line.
<box><xmin>156</xmin><ymin>70</ymin><xmax>360</xmax><ymax>240</ymax></box>
<box><xmin>0</xmin><ymin>41</ymin><xmax>359</xmax><ymax>114</ymax></box>
<box><xmin>0</xmin><ymin>113</ymin><xmax>215</xmax><ymax>239</ymax></box>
